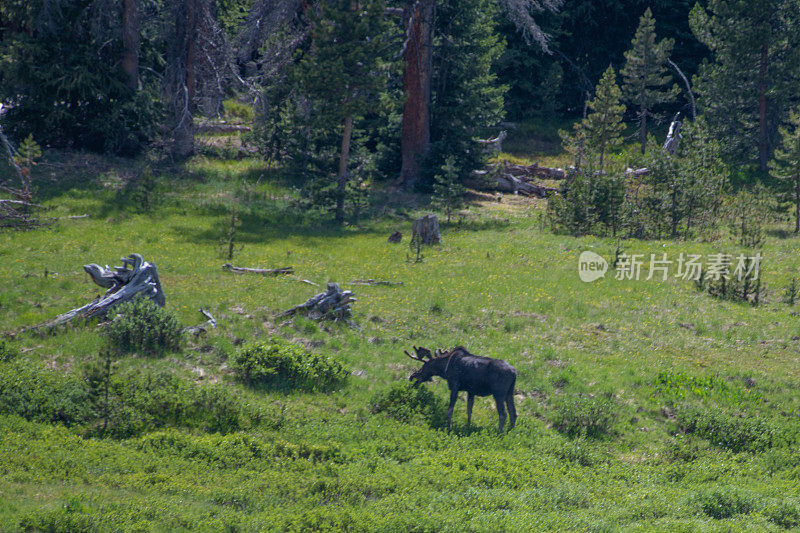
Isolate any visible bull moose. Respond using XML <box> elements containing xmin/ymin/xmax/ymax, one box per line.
<box><xmin>405</xmin><ymin>346</ymin><xmax>517</xmax><ymax>431</ymax></box>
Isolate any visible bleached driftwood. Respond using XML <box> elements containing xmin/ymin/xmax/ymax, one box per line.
<box><xmin>278</xmin><ymin>282</ymin><xmax>356</xmax><ymax>322</ymax></box>
<box><xmin>41</xmin><ymin>253</ymin><xmax>165</xmax><ymax>328</ymax></box>
<box><xmin>222</xmin><ymin>263</ymin><xmax>294</xmax><ymax>276</ymax></box>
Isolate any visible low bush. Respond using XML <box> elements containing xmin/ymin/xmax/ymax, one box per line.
<box><xmin>368</xmin><ymin>381</ymin><xmax>447</xmax><ymax>428</ymax></box>
<box><xmin>0</xmin><ymin>358</ymin><xmax>258</xmax><ymax>437</ymax></box>
<box><xmin>675</xmin><ymin>404</ymin><xmax>776</xmax><ymax>453</ymax></box>
<box><xmin>548</xmin><ymin>394</ymin><xmax>617</xmax><ymax>438</ymax></box>
<box><xmin>105</xmin><ymin>298</ymin><xmax>184</xmax><ymax>356</ymax></box>
<box><xmin>765</xmin><ymin>499</ymin><xmax>800</xmax><ymax>529</ymax></box>
<box><xmin>91</xmin><ymin>370</ymin><xmax>256</xmax><ymax>438</ymax></box>
<box><xmin>231</xmin><ymin>338</ymin><xmax>348</xmax><ymax>392</ymax></box>
<box><xmin>0</xmin><ymin>360</ymin><xmax>95</xmax><ymax>427</ymax></box>
<box><xmin>694</xmin><ymin>486</ymin><xmax>755</xmax><ymax>519</ymax></box>
<box><xmin>0</xmin><ymin>338</ymin><xmax>19</xmax><ymax>362</ymax></box>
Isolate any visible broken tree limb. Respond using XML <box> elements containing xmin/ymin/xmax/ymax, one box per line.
<box><xmin>350</xmin><ymin>279</ymin><xmax>404</xmax><ymax>286</ymax></box>
<box><xmin>39</xmin><ymin>253</ymin><xmax>166</xmax><ymax>328</ymax></box>
<box><xmin>278</xmin><ymin>282</ymin><xmax>356</xmax><ymax>322</ymax></box>
<box><xmin>476</xmin><ymin>131</ymin><xmax>508</xmax><ymax>153</ymax></box>
<box><xmin>222</xmin><ymin>264</ymin><xmax>294</xmax><ymax>276</ymax></box>
<box><xmin>184</xmin><ymin>308</ymin><xmax>218</xmax><ymax>335</ymax></box>
<box><xmin>0</xmin><ymin>199</ymin><xmax>45</xmax><ymax>208</ymax></box>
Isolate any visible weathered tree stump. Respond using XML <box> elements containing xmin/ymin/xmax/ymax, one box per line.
<box><xmin>278</xmin><ymin>282</ymin><xmax>356</xmax><ymax>322</ymax></box>
<box><xmin>412</xmin><ymin>214</ymin><xmax>440</xmax><ymax>245</ymax></box>
<box><xmin>41</xmin><ymin>253</ymin><xmax>165</xmax><ymax>328</ymax></box>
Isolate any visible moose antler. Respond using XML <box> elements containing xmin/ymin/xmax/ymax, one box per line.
<box><xmin>405</xmin><ymin>346</ymin><xmax>434</xmax><ymax>362</ymax></box>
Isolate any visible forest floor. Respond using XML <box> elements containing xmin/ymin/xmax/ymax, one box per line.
<box><xmin>1</xmin><ymin>130</ymin><xmax>800</xmax><ymax>531</ymax></box>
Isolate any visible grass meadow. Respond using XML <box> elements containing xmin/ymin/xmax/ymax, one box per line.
<box><xmin>1</xmin><ymin>147</ymin><xmax>800</xmax><ymax>531</ymax></box>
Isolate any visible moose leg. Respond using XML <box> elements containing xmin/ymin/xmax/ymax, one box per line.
<box><xmin>466</xmin><ymin>393</ymin><xmax>474</xmax><ymax>426</ymax></box>
<box><xmin>493</xmin><ymin>393</ymin><xmax>507</xmax><ymax>432</ymax></box>
<box><xmin>506</xmin><ymin>390</ymin><xmax>517</xmax><ymax>430</ymax></box>
<box><xmin>447</xmin><ymin>389</ymin><xmax>459</xmax><ymax>431</ymax></box>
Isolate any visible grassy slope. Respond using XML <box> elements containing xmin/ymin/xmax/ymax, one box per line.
<box><xmin>1</xmin><ymin>146</ymin><xmax>800</xmax><ymax>531</ymax></box>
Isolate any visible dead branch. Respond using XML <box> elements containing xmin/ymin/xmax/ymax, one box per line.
<box><xmin>278</xmin><ymin>282</ymin><xmax>356</xmax><ymax>323</ymax></box>
<box><xmin>350</xmin><ymin>279</ymin><xmax>404</xmax><ymax>286</ymax></box>
<box><xmin>222</xmin><ymin>263</ymin><xmax>294</xmax><ymax>276</ymax></box>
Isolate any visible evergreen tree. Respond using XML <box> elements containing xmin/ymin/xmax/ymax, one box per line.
<box><xmin>289</xmin><ymin>0</ymin><xmax>393</xmax><ymax>223</ymax></box>
<box><xmin>562</xmin><ymin>66</ymin><xmax>626</xmax><ymax>171</ymax></box>
<box><xmin>426</xmin><ymin>0</ymin><xmax>506</xmax><ymax>187</ymax></box>
<box><xmin>0</xmin><ymin>0</ymin><xmax>161</xmax><ymax>154</ymax></box>
<box><xmin>621</xmin><ymin>8</ymin><xmax>678</xmax><ymax>154</ymax></box>
<box><xmin>431</xmin><ymin>156</ymin><xmax>465</xmax><ymax>222</ymax></box>
<box><xmin>770</xmin><ymin>108</ymin><xmax>800</xmax><ymax>233</ymax></box>
<box><xmin>690</xmin><ymin>0</ymin><xmax>800</xmax><ymax>172</ymax></box>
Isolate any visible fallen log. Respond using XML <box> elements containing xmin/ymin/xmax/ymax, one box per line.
<box><xmin>40</xmin><ymin>253</ymin><xmax>165</xmax><ymax>328</ymax></box>
<box><xmin>196</xmin><ymin>123</ymin><xmax>252</xmax><ymax>133</ymax></box>
<box><xmin>494</xmin><ymin>174</ymin><xmax>558</xmax><ymax>198</ymax></box>
<box><xmin>222</xmin><ymin>264</ymin><xmax>294</xmax><ymax>276</ymax></box>
<box><xmin>278</xmin><ymin>282</ymin><xmax>356</xmax><ymax>322</ymax></box>
<box><xmin>350</xmin><ymin>279</ymin><xmax>404</xmax><ymax>287</ymax></box>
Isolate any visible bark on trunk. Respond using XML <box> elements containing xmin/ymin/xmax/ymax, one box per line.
<box><xmin>399</xmin><ymin>0</ymin><xmax>434</xmax><ymax>189</ymax></box>
<box><xmin>336</xmin><ymin>115</ymin><xmax>354</xmax><ymax>225</ymax></box>
<box><xmin>186</xmin><ymin>0</ymin><xmax>197</xmax><ymax>104</ymax></box>
<box><xmin>758</xmin><ymin>44</ymin><xmax>769</xmax><ymax>172</ymax></box>
<box><xmin>795</xmin><ymin>176</ymin><xmax>799</xmax><ymax>234</ymax></box>
<box><xmin>638</xmin><ymin>107</ymin><xmax>646</xmax><ymax>154</ymax></box>
<box><xmin>121</xmin><ymin>0</ymin><xmax>140</xmax><ymax>90</ymax></box>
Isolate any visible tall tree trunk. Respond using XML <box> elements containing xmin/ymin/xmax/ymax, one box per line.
<box><xmin>639</xmin><ymin>106</ymin><xmax>647</xmax><ymax>154</ymax></box>
<box><xmin>399</xmin><ymin>0</ymin><xmax>434</xmax><ymax>189</ymax></box>
<box><xmin>336</xmin><ymin>115</ymin><xmax>354</xmax><ymax>225</ymax></box>
<box><xmin>795</xmin><ymin>175</ymin><xmax>799</xmax><ymax>234</ymax></box>
<box><xmin>757</xmin><ymin>44</ymin><xmax>769</xmax><ymax>172</ymax></box>
<box><xmin>186</xmin><ymin>0</ymin><xmax>197</xmax><ymax>104</ymax></box>
<box><xmin>169</xmin><ymin>0</ymin><xmax>198</xmax><ymax>159</ymax></box>
<box><xmin>121</xmin><ymin>0</ymin><xmax>140</xmax><ymax>90</ymax></box>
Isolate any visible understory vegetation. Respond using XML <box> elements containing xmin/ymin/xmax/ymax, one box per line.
<box><xmin>4</xmin><ymin>0</ymin><xmax>800</xmax><ymax>530</ymax></box>
<box><xmin>2</xmin><ymin>148</ymin><xmax>800</xmax><ymax>530</ymax></box>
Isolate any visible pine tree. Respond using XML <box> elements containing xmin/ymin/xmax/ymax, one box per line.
<box><xmin>621</xmin><ymin>8</ymin><xmax>679</xmax><ymax>154</ymax></box>
<box><xmin>431</xmin><ymin>156</ymin><xmax>466</xmax><ymax>223</ymax></box>
<box><xmin>690</xmin><ymin>0</ymin><xmax>800</xmax><ymax>172</ymax></box>
<box><xmin>770</xmin><ymin>108</ymin><xmax>800</xmax><ymax>233</ymax></box>
<box><xmin>427</xmin><ymin>0</ymin><xmax>506</xmax><ymax>186</ymax></box>
<box><xmin>290</xmin><ymin>0</ymin><xmax>393</xmax><ymax>223</ymax></box>
<box><xmin>581</xmin><ymin>66</ymin><xmax>627</xmax><ymax>170</ymax></box>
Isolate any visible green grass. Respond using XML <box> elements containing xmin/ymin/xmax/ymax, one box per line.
<box><xmin>2</xmin><ymin>149</ymin><xmax>800</xmax><ymax>530</ymax></box>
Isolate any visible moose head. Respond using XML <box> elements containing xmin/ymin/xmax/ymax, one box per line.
<box><xmin>405</xmin><ymin>346</ymin><xmax>446</xmax><ymax>385</ymax></box>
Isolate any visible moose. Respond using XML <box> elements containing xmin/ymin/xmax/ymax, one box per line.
<box><xmin>405</xmin><ymin>346</ymin><xmax>517</xmax><ymax>431</ymax></box>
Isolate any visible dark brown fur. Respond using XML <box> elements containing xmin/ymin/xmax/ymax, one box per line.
<box><xmin>406</xmin><ymin>346</ymin><xmax>517</xmax><ymax>431</ymax></box>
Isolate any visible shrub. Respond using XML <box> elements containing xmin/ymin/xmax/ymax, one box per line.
<box><xmin>0</xmin><ymin>360</ymin><xmax>95</xmax><ymax>427</ymax></box>
<box><xmin>765</xmin><ymin>499</ymin><xmax>800</xmax><ymax>529</ymax></box>
<box><xmin>0</xmin><ymin>339</ymin><xmax>19</xmax><ymax>362</ymax></box>
<box><xmin>231</xmin><ymin>338</ymin><xmax>348</xmax><ymax>392</ymax></box>
<box><xmin>368</xmin><ymin>381</ymin><xmax>447</xmax><ymax>428</ymax></box>
<box><xmin>694</xmin><ymin>486</ymin><xmax>755</xmax><ymax>519</ymax></box>
<box><xmin>675</xmin><ymin>404</ymin><xmax>775</xmax><ymax>453</ymax></box>
<box><xmin>549</xmin><ymin>394</ymin><xmax>617</xmax><ymax>438</ymax></box>
<box><xmin>105</xmin><ymin>298</ymin><xmax>184</xmax><ymax>356</ymax></box>
<box><xmin>93</xmin><ymin>370</ymin><xmax>253</xmax><ymax>439</ymax></box>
